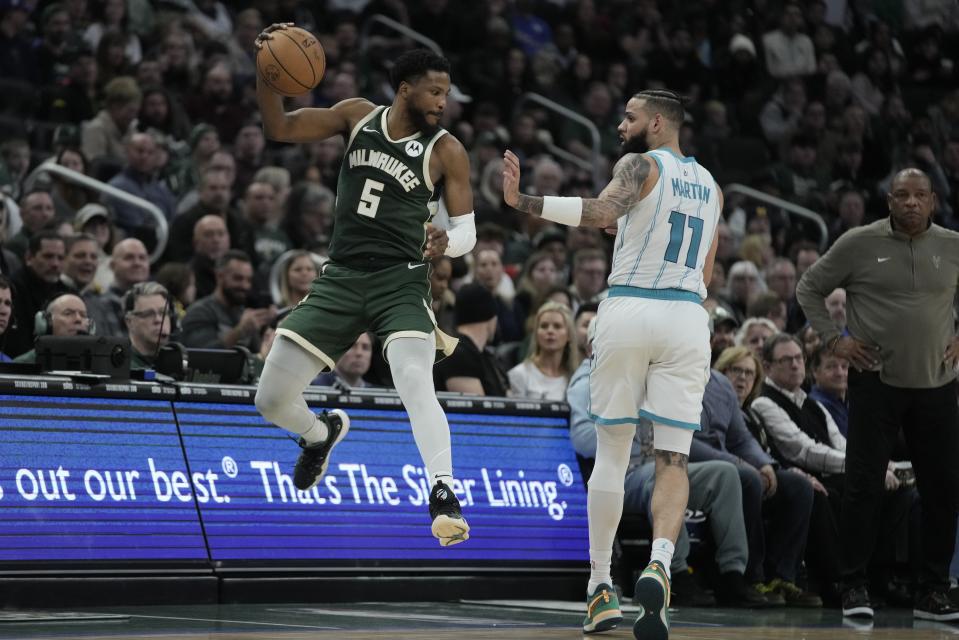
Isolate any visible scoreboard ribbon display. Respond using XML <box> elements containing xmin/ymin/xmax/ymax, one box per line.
<box><xmin>0</xmin><ymin>383</ymin><xmax>588</xmax><ymax>568</ymax></box>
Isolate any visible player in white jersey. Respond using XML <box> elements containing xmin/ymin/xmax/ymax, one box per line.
<box><xmin>502</xmin><ymin>90</ymin><xmax>721</xmax><ymax>639</ymax></box>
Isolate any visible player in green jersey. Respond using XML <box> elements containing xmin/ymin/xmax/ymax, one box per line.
<box><xmin>253</xmin><ymin>30</ymin><xmax>476</xmax><ymax>546</ymax></box>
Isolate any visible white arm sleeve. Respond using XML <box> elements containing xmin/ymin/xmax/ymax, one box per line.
<box><xmin>444</xmin><ymin>212</ymin><xmax>476</xmax><ymax>258</ymax></box>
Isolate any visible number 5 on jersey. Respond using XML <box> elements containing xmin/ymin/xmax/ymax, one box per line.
<box><xmin>358</xmin><ymin>178</ymin><xmax>385</xmax><ymax>218</ymax></box>
<box><xmin>664</xmin><ymin>210</ymin><xmax>704</xmax><ymax>269</ymax></box>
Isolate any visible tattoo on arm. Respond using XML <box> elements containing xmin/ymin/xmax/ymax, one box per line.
<box><xmin>515</xmin><ymin>194</ymin><xmax>543</xmax><ymax>217</ymax></box>
<box><xmin>582</xmin><ymin>154</ymin><xmax>652</xmax><ymax>228</ymax></box>
<box><xmin>655</xmin><ymin>450</ymin><xmax>688</xmax><ymax>470</ymax></box>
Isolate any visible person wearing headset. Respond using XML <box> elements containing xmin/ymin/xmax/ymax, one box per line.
<box><xmin>123</xmin><ymin>282</ymin><xmax>174</xmax><ymax>370</ymax></box>
<box><xmin>14</xmin><ymin>293</ymin><xmax>93</xmax><ymax>363</ymax></box>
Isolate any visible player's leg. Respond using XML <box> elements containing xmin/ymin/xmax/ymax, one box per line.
<box><xmin>386</xmin><ymin>333</ymin><xmax>468</xmax><ymax>546</ymax></box>
<box><xmin>255</xmin><ymin>264</ymin><xmax>361</xmax><ymax>490</ymax></box>
<box><xmin>255</xmin><ymin>336</ymin><xmax>351</xmax><ymax>490</ymax></box>
<box><xmin>633</xmin><ymin>300</ymin><xmax>710</xmax><ymax>640</ymax></box>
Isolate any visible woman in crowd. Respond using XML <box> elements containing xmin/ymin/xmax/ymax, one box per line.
<box><xmin>507</xmin><ymin>301</ymin><xmax>578</xmax><ymax>401</ymax></box>
<box><xmin>278</xmin><ymin>250</ymin><xmax>319</xmax><ymax>309</ymax></box>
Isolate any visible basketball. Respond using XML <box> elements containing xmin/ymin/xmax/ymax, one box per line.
<box><xmin>257</xmin><ymin>26</ymin><xmax>326</xmax><ymax>97</ymax></box>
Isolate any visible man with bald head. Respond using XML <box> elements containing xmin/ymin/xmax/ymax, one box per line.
<box><xmin>14</xmin><ymin>293</ymin><xmax>93</xmax><ymax>363</ymax></box>
<box><xmin>106</xmin><ymin>132</ymin><xmax>177</xmax><ymax>244</ymax></box>
<box><xmin>797</xmin><ymin>168</ymin><xmax>959</xmax><ymax>622</ymax></box>
<box><xmin>192</xmin><ymin>214</ymin><xmax>231</xmax><ymax>299</ymax></box>
<box><xmin>85</xmin><ymin>238</ymin><xmax>150</xmax><ymax>337</ymax></box>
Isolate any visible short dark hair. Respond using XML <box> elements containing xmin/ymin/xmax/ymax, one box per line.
<box><xmin>762</xmin><ymin>332</ymin><xmax>804</xmax><ymax>364</ymax></box>
<box><xmin>633</xmin><ymin>89</ymin><xmax>686</xmax><ymax>126</ymax></box>
<box><xmin>575</xmin><ymin>301</ymin><xmax>599</xmax><ymax>321</ymax></box>
<box><xmin>215</xmin><ymin>249</ymin><xmax>251</xmax><ymax>271</ymax></box>
<box><xmin>809</xmin><ymin>343</ymin><xmax>841</xmax><ymax>371</ymax></box>
<box><xmin>28</xmin><ymin>230</ymin><xmax>64</xmax><ymax>255</ymax></box>
<box><xmin>64</xmin><ymin>232</ymin><xmax>98</xmax><ymax>252</ymax></box>
<box><xmin>390</xmin><ymin>49</ymin><xmax>451</xmax><ymax>91</ymax></box>
<box><xmin>475</xmin><ymin>222</ymin><xmax>507</xmax><ymax>245</ymax></box>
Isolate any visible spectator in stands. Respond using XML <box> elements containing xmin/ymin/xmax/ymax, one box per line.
<box><xmin>0</xmin><ymin>0</ymin><xmax>38</xmax><ymax>83</ymax></box>
<box><xmin>14</xmin><ymin>292</ymin><xmax>92</xmax><ymax>363</ymax></box>
<box><xmin>80</xmin><ymin>76</ymin><xmax>141</xmax><ymax>163</ymax></box>
<box><xmin>5</xmin><ymin>190</ymin><xmax>55</xmax><ymax>260</ymax></box>
<box><xmin>568</xmin><ymin>320</ymin><xmax>761</xmax><ymax>608</ymax></box>
<box><xmin>136</xmin><ymin>86</ymin><xmax>191</xmax><ymax>146</ymax></box>
<box><xmin>181</xmin><ymin>250</ymin><xmax>274</xmax><ymax>353</ymax></box>
<box><xmin>60</xmin><ymin>233</ymin><xmax>99</xmax><ymax>293</ymax></box>
<box><xmin>825</xmin><ymin>288</ymin><xmax>846</xmax><ymax>329</ymax></box>
<box><xmin>48</xmin><ymin>147</ymin><xmax>94</xmax><ymax>220</ymax></box>
<box><xmin>512</xmin><ymin>250</ymin><xmax>558</xmax><ymax>333</ymax></box>
<box><xmin>83</xmin><ymin>0</ymin><xmax>142</xmax><ymax>67</ymax></box>
<box><xmin>762</xmin><ymin>2</ymin><xmax>816</xmax><ymax>79</ymax></box>
<box><xmin>280</xmin><ymin>182</ymin><xmax>334</xmax><ymax>253</ymax></box>
<box><xmin>715</xmin><ymin>345</ymin><xmax>841</xmax><ymax>606</ymax></box>
<box><xmin>175</xmin><ymin>148</ymin><xmax>237</xmax><ymax>215</ymax></box>
<box><xmin>722</xmin><ymin>260</ymin><xmax>764</xmax><ymax>324</ymax></box>
<box><xmin>168</xmin><ymin>167</ymin><xmax>252</xmax><ymax>264</ymax></box>
<box><xmin>474</xmin><ymin>248</ymin><xmax>522</xmax><ymax>344</ymax></box>
<box><xmin>123</xmin><ymin>281</ymin><xmax>172</xmax><ymax>370</ymax></box>
<box><xmin>34</xmin><ymin>2</ymin><xmax>72</xmax><ymax>86</ymax></box>
<box><xmin>737</xmin><ymin>317</ymin><xmax>778</xmax><ymax>359</ymax></box>
<box><xmin>746</xmin><ymin>291</ymin><xmax>787</xmax><ymax>330</ymax></box>
<box><xmin>155</xmin><ymin>261</ymin><xmax>195</xmax><ymax>320</ymax></box>
<box><xmin>760</xmin><ymin>79</ymin><xmax>807</xmax><ymax>147</ymax></box>
<box><xmin>429</xmin><ymin>255</ymin><xmax>455</xmax><ymax>335</ymax></box>
<box><xmin>277</xmin><ymin>250</ymin><xmax>317</xmax><ymax>309</ymax></box>
<box><xmin>184</xmin><ymin>61</ymin><xmax>247</xmax><ymax>145</ymax></box>
<box><xmin>191</xmin><ymin>214</ymin><xmax>230</xmax><ymax>300</ymax></box>
<box><xmin>172</xmin><ymin>123</ymin><xmax>220</xmax><ymax>197</ymax></box>
<box><xmin>710</xmin><ymin>306</ymin><xmax>739</xmax><ymax>365</ymax></box>
<box><xmin>84</xmin><ymin>238</ymin><xmax>149</xmax><ymax>337</ymax></box>
<box><xmin>433</xmin><ymin>283</ymin><xmax>508</xmax><ymax>397</ymax></box>
<box><xmin>573</xmin><ymin>302</ymin><xmax>598</xmax><ymax>357</ymax></box>
<box><xmin>508</xmin><ymin>301</ymin><xmax>577</xmax><ymax>401</ymax></box>
<box><xmin>808</xmin><ymin>345</ymin><xmax>849</xmax><ymax>437</ymax></box>
<box><xmin>243</xmin><ymin>181</ymin><xmax>289</xmax><ymax>269</ymax></box>
<box><xmin>105</xmin><ymin>132</ymin><xmax>177</xmax><ymax>245</ymax></box>
<box><xmin>694</xmin><ymin>363</ymin><xmax>820</xmax><ymax>606</ymax></box>
<box><xmin>233</xmin><ymin>121</ymin><xmax>268</xmax><ymax>199</ymax></box>
<box><xmin>567</xmin><ymin>248</ymin><xmax>607</xmax><ymax>313</ymax></box>
<box><xmin>828</xmin><ymin>190</ymin><xmax>866</xmax><ymax>244</ymax></box>
<box><xmin>6</xmin><ymin>230</ymin><xmax>68</xmax><ymax>357</ymax></box>
<box><xmin>314</xmin><ymin>332</ymin><xmax>375</xmax><ymax>390</ymax></box>
<box><xmin>0</xmin><ymin>274</ymin><xmax>12</xmax><ymax>361</ymax></box>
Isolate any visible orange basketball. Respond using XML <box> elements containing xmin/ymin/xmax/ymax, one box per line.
<box><xmin>257</xmin><ymin>26</ymin><xmax>326</xmax><ymax>97</ymax></box>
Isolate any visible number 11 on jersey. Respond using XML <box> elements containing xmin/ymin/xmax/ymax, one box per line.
<box><xmin>664</xmin><ymin>210</ymin><xmax>704</xmax><ymax>269</ymax></box>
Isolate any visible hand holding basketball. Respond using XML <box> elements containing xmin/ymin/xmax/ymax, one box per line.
<box><xmin>255</xmin><ymin>23</ymin><xmax>326</xmax><ymax>98</ymax></box>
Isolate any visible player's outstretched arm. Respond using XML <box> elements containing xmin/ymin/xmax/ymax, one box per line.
<box><xmin>254</xmin><ymin>23</ymin><xmax>373</xmax><ymax>143</ymax></box>
<box><xmin>426</xmin><ymin>136</ymin><xmax>476</xmax><ymax>259</ymax></box>
<box><xmin>502</xmin><ymin>150</ymin><xmax>653</xmax><ymax>228</ymax></box>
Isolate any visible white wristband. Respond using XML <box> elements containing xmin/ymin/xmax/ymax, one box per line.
<box><xmin>541</xmin><ymin>196</ymin><xmax>583</xmax><ymax>226</ymax></box>
<box><xmin>443</xmin><ymin>212</ymin><xmax>476</xmax><ymax>258</ymax></box>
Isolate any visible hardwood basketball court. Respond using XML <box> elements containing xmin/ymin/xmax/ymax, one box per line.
<box><xmin>2</xmin><ymin>601</ymin><xmax>958</xmax><ymax>639</ymax></box>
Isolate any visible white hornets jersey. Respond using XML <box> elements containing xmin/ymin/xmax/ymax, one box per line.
<box><xmin>607</xmin><ymin>148</ymin><xmax>721</xmax><ymax>300</ymax></box>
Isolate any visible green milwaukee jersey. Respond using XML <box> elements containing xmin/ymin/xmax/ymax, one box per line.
<box><xmin>329</xmin><ymin>105</ymin><xmax>446</xmax><ymax>266</ymax></box>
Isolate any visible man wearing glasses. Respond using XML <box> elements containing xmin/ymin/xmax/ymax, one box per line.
<box><xmin>123</xmin><ymin>282</ymin><xmax>173</xmax><ymax>370</ymax></box>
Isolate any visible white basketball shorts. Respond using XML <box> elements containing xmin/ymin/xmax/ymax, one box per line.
<box><xmin>588</xmin><ymin>291</ymin><xmax>710</xmax><ymax>451</ymax></box>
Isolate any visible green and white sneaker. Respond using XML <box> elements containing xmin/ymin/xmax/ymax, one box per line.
<box><xmin>632</xmin><ymin>560</ymin><xmax>670</xmax><ymax>640</ymax></box>
<box><xmin>583</xmin><ymin>582</ymin><xmax>623</xmax><ymax>633</ymax></box>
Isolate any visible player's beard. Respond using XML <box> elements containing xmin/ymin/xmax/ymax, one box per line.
<box><xmin>621</xmin><ymin>126</ymin><xmax>652</xmax><ymax>155</ymax></box>
<box><xmin>409</xmin><ymin>106</ymin><xmax>440</xmax><ymax>136</ymax></box>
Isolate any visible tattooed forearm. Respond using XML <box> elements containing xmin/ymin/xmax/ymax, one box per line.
<box><xmin>655</xmin><ymin>450</ymin><xmax>688</xmax><ymax>470</ymax></box>
<box><xmin>515</xmin><ymin>194</ymin><xmax>544</xmax><ymax>217</ymax></box>
<box><xmin>581</xmin><ymin>153</ymin><xmax>652</xmax><ymax>228</ymax></box>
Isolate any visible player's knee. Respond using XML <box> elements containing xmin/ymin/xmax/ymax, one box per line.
<box><xmin>254</xmin><ymin>385</ymin><xmax>284</xmax><ymax>422</ymax></box>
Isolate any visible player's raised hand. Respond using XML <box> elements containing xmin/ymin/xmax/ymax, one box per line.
<box><xmin>424</xmin><ymin>223</ymin><xmax>448</xmax><ymax>259</ymax></box>
<box><xmin>502</xmin><ymin>150</ymin><xmax>522</xmax><ymax>208</ymax></box>
<box><xmin>254</xmin><ymin>22</ymin><xmax>294</xmax><ymax>50</ymax></box>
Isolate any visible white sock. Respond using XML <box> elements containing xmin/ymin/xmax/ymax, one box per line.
<box><xmin>387</xmin><ymin>335</ymin><xmax>454</xmax><ymax>484</ymax></box>
<box><xmin>649</xmin><ymin>538</ymin><xmax>675</xmax><ymax>579</ymax></box>
<box><xmin>300</xmin><ymin>413</ymin><xmax>329</xmax><ymax>446</ymax></box>
<box><xmin>587</xmin><ymin>488</ymin><xmax>621</xmax><ymax>594</ymax></box>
